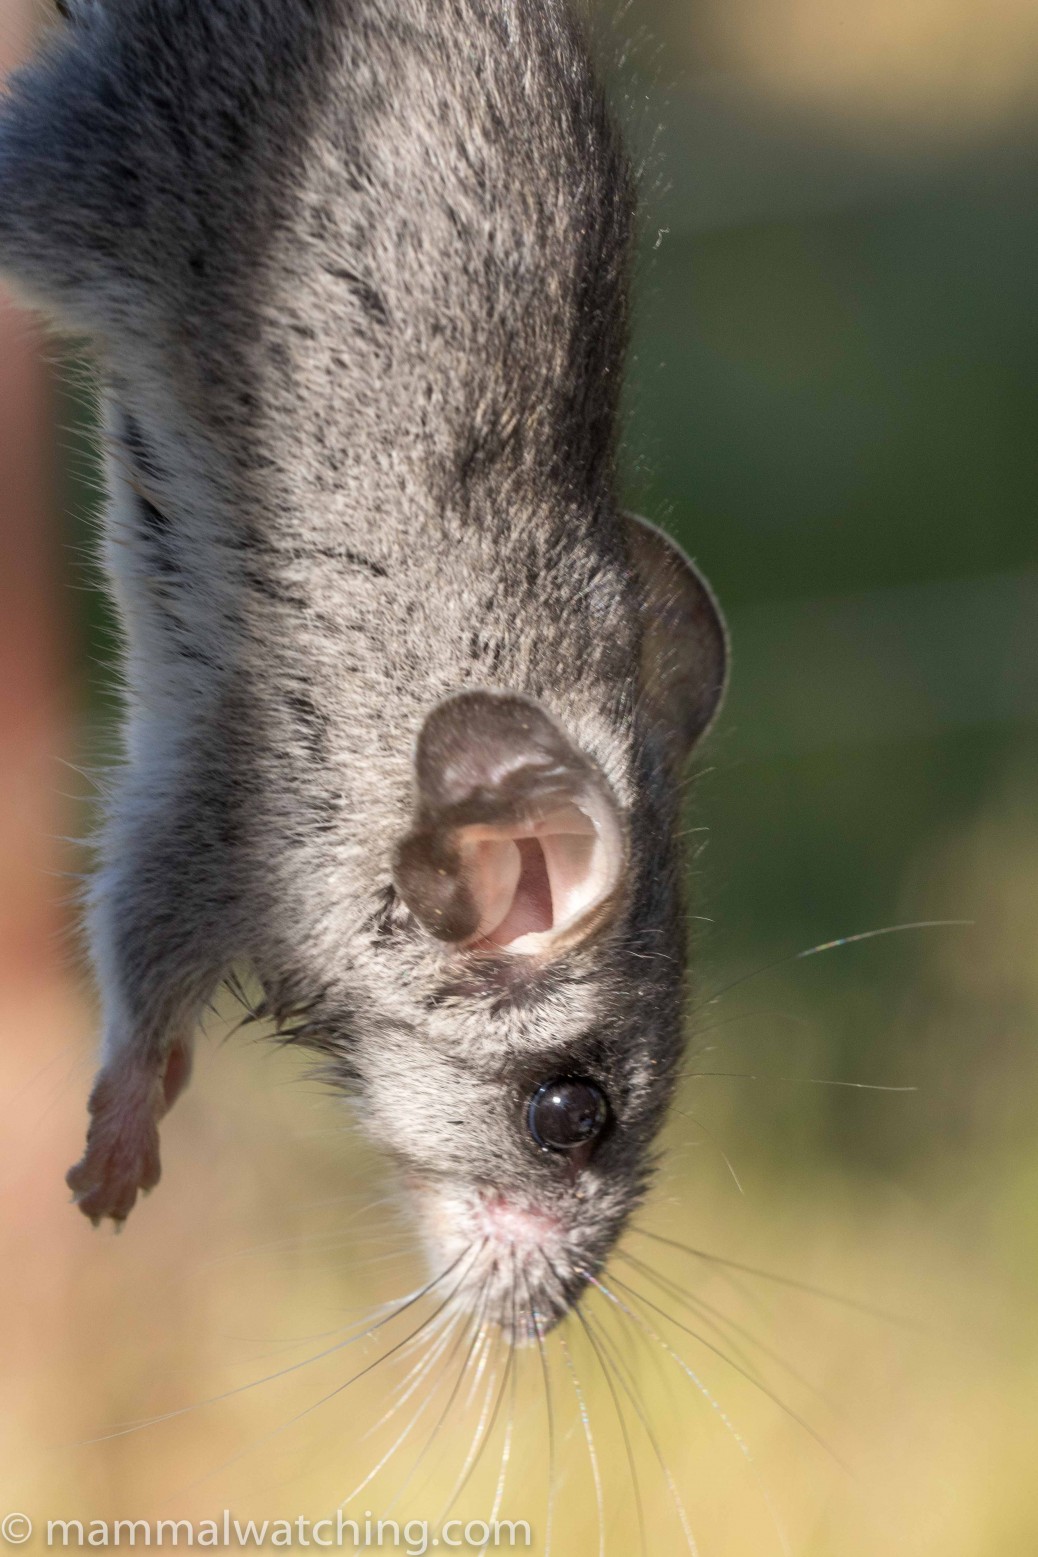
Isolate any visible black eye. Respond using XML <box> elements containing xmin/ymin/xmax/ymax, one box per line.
<box><xmin>527</xmin><ymin>1078</ymin><xmax>609</xmax><ymax>1152</ymax></box>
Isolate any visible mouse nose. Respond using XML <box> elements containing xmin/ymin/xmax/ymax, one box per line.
<box><xmin>526</xmin><ymin>1077</ymin><xmax>610</xmax><ymax>1155</ymax></box>
<box><xmin>413</xmin><ymin>1169</ymin><xmax>632</xmax><ymax>1338</ymax></box>
<box><xmin>477</xmin><ymin>1192</ymin><xmax>561</xmax><ymax>1249</ymax></box>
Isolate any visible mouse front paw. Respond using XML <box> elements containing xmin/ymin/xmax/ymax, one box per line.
<box><xmin>66</xmin><ymin>1064</ymin><xmax>164</xmax><ymax>1226</ymax></box>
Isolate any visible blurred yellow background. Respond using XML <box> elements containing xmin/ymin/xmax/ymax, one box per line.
<box><xmin>1</xmin><ymin>1</ymin><xmax>1036</xmax><ymax>1553</ymax></box>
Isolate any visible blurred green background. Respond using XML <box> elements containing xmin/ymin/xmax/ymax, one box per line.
<box><xmin>2</xmin><ymin>0</ymin><xmax>1036</xmax><ymax>1553</ymax></box>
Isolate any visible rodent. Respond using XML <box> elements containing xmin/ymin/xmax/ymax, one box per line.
<box><xmin>0</xmin><ymin>0</ymin><xmax>727</xmax><ymax>1337</ymax></box>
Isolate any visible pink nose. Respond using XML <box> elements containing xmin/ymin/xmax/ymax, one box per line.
<box><xmin>477</xmin><ymin>1193</ymin><xmax>560</xmax><ymax>1250</ymax></box>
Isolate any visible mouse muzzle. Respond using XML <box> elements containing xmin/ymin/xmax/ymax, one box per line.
<box><xmin>408</xmin><ymin>1142</ymin><xmax>636</xmax><ymax>1343</ymax></box>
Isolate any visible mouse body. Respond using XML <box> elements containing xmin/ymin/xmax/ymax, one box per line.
<box><xmin>0</xmin><ymin>0</ymin><xmax>726</xmax><ymax>1333</ymax></box>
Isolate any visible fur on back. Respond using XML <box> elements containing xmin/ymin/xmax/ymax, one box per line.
<box><xmin>0</xmin><ymin>0</ymin><xmax>726</xmax><ymax>1326</ymax></box>
<box><xmin>0</xmin><ymin>0</ymin><xmax>639</xmax><ymax>843</ymax></box>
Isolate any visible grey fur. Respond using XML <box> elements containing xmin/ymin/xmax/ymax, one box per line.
<box><xmin>0</xmin><ymin>0</ymin><xmax>727</xmax><ymax>1331</ymax></box>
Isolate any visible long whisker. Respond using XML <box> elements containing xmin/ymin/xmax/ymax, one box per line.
<box><xmin>619</xmin><ymin>1252</ymin><xmax>780</xmax><ymax>1394</ymax></box>
<box><xmin>339</xmin><ymin>1314</ymin><xmax>463</xmax><ymax>1507</ymax></box>
<box><xmin>437</xmin><ymin>1323</ymin><xmax>512</xmax><ymax>1526</ymax></box>
<box><xmin>569</xmin><ymin>1290</ymin><xmax>647</xmax><ymax>1557</ymax></box>
<box><xmin>315</xmin><ymin>1248</ymin><xmax>427</xmax><ymax>1279</ymax></box>
<box><xmin>362</xmin><ymin>1305</ymin><xmax>463</xmax><ymax>1442</ymax></box>
<box><xmin>459</xmin><ymin>1307</ymin><xmax>496</xmax><ymax>1415</ymax></box>
<box><xmin>692</xmin><ymin>920</ymin><xmax>972</xmax><ymax>1012</ymax></box>
<box><xmin>607</xmin><ymin>1268</ymin><xmax>847</xmax><ymax>1472</ymax></box>
<box><xmin>620</xmin><ymin>1250</ymin><xmax>832</xmax><ymax>1407</ymax></box>
<box><xmin>163</xmin><ymin>1248</ymin><xmax>482</xmax><ymax>1508</ymax></box>
<box><xmin>681</xmin><ymin>1069</ymin><xmax>919</xmax><ymax>1092</ymax></box>
<box><xmin>475</xmin><ymin>1276</ymin><xmax>520</xmax><ymax>1557</ymax></box>
<box><xmin>67</xmin><ymin>1252</ymin><xmax>468</xmax><ymax>1448</ymax></box>
<box><xmin>199</xmin><ymin>1196</ymin><xmax>409</xmax><ymax>1268</ymax></box>
<box><xmin>631</xmin><ymin>1227</ymin><xmax>913</xmax><ymax>1325</ymax></box>
<box><xmin>636</xmin><ymin>1227</ymin><xmax>777</xmax><ymax>1327</ymax></box>
<box><xmin>586</xmin><ymin>1272</ymin><xmax>791</xmax><ymax>1557</ymax></box>
<box><xmin>214</xmin><ymin>1266</ymin><xmax>432</xmax><ymax>1356</ymax></box>
<box><xmin>684</xmin><ymin>1008</ymin><xmax>812</xmax><ymax>1045</ymax></box>
<box><xmin>523</xmin><ymin>1271</ymin><xmax>557</xmax><ymax>1557</ymax></box>
<box><xmin>581</xmin><ymin>1308</ymin><xmax>700</xmax><ymax>1557</ymax></box>
<box><xmin>384</xmin><ymin>1267</ymin><xmax>494</xmax><ymax>1515</ymax></box>
<box><xmin>559</xmin><ymin>1328</ymin><xmax>605</xmax><ymax>1557</ymax></box>
<box><xmin>337</xmin><ymin>1311</ymin><xmax>467</xmax><ymax>1511</ymax></box>
<box><xmin>681</xmin><ymin>1111</ymin><xmax>745</xmax><ymax>1195</ymax></box>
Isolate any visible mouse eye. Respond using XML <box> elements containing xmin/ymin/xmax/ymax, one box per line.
<box><xmin>527</xmin><ymin>1078</ymin><xmax>609</xmax><ymax>1152</ymax></box>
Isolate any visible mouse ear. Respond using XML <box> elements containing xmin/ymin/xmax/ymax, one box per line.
<box><xmin>393</xmin><ymin>692</ymin><xmax>626</xmax><ymax>955</ymax></box>
<box><xmin>626</xmin><ymin>513</ymin><xmax>729</xmax><ymax>763</ymax></box>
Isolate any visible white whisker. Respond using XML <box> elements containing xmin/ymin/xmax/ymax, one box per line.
<box><xmin>475</xmin><ymin>1280</ymin><xmax>521</xmax><ymax>1557</ymax></box>
<box><xmin>609</xmin><ymin>1268</ymin><xmax>847</xmax><ymax>1471</ymax></box>
<box><xmin>524</xmin><ymin>1271</ymin><xmax>557</xmax><ymax>1557</ymax></box>
<box><xmin>337</xmin><ymin>1314</ymin><xmax>463</xmax><ymax>1511</ymax></box>
<box><xmin>620</xmin><ymin>1249</ymin><xmax>833</xmax><ymax>1408</ymax></box>
<box><xmin>66</xmin><ymin>1252</ymin><xmax>468</xmax><ymax>1449</ymax></box>
<box><xmin>162</xmin><ymin>1251</ymin><xmax>480</xmax><ymax>1510</ymax></box>
<box><xmin>569</xmin><ymin>1293</ymin><xmax>647</xmax><ymax>1557</ymax></box>
<box><xmin>437</xmin><ymin>1327</ymin><xmax>510</xmax><ymax>1526</ymax></box>
<box><xmin>384</xmin><ymin>1264</ymin><xmax>493</xmax><ymax>1516</ymax></box>
<box><xmin>693</xmin><ymin>920</ymin><xmax>973</xmax><ymax>1013</ymax></box>
<box><xmin>587</xmin><ymin>1271</ymin><xmax>792</xmax><ymax>1557</ymax></box>
<box><xmin>559</xmin><ymin>1328</ymin><xmax>606</xmax><ymax>1557</ymax></box>
<box><xmin>632</xmin><ymin>1226</ymin><xmax>913</xmax><ymax>1324</ymax></box>
<box><xmin>582</xmin><ymin>1309</ymin><xmax>700</xmax><ymax>1557</ymax></box>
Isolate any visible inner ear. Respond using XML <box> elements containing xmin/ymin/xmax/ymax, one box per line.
<box><xmin>393</xmin><ymin>692</ymin><xmax>626</xmax><ymax>955</ymax></box>
<box><xmin>459</xmin><ymin>801</ymin><xmax>617</xmax><ymax>948</ymax></box>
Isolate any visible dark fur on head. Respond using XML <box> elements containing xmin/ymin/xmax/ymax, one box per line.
<box><xmin>0</xmin><ymin>0</ymin><xmax>726</xmax><ymax>1332</ymax></box>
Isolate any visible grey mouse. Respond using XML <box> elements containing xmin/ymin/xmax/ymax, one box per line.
<box><xmin>0</xmin><ymin>0</ymin><xmax>727</xmax><ymax>1335</ymax></box>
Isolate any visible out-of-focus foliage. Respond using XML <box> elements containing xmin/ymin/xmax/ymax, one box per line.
<box><xmin>2</xmin><ymin>0</ymin><xmax>1036</xmax><ymax>1552</ymax></box>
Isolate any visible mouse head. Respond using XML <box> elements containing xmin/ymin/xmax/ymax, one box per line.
<box><xmin>350</xmin><ymin>517</ymin><xmax>728</xmax><ymax>1338</ymax></box>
